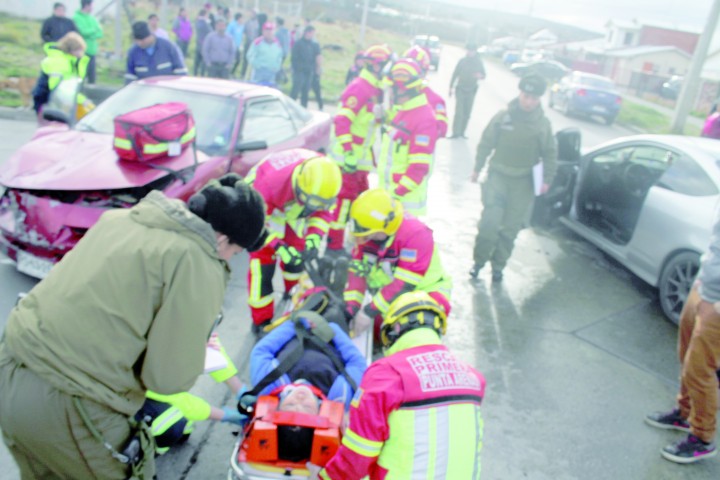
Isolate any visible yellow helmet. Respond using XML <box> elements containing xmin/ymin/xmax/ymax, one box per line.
<box><xmin>293</xmin><ymin>155</ymin><xmax>342</xmax><ymax>212</ymax></box>
<box><xmin>363</xmin><ymin>44</ymin><xmax>393</xmax><ymax>67</ymax></box>
<box><xmin>381</xmin><ymin>291</ymin><xmax>448</xmax><ymax>348</ymax></box>
<box><xmin>349</xmin><ymin>189</ymin><xmax>403</xmax><ymax>237</ymax></box>
<box><xmin>388</xmin><ymin>59</ymin><xmax>424</xmax><ymax>93</ymax></box>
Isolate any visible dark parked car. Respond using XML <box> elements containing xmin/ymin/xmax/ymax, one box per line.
<box><xmin>549</xmin><ymin>71</ymin><xmax>622</xmax><ymax>125</ymax></box>
<box><xmin>660</xmin><ymin>75</ymin><xmax>683</xmax><ymax>100</ymax></box>
<box><xmin>411</xmin><ymin>35</ymin><xmax>441</xmax><ymax>70</ymax></box>
<box><xmin>509</xmin><ymin>60</ymin><xmax>570</xmax><ymax>83</ymax></box>
<box><xmin>0</xmin><ymin>76</ymin><xmax>331</xmax><ymax>278</ymax></box>
<box><xmin>533</xmin><ymin>131</ymin><xmax>720</xmax><ymax>324</ymax></box>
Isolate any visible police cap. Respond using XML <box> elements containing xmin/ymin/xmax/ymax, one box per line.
<box><xmin>519</xmin><ymin>74</ymin><xmax>547</xmax><ymax>96</ymax></box>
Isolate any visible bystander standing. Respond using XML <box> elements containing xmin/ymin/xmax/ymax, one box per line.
<box><xmin>41</xmin><ymin>2</ymin><xmax>77</xmax><ymax>45</ymax></box>
<box><xmin>246</xmin><ymin>22</ymin><xmax>283</xmax><ymax>86</ymax></box>
<box><xmin>226</xmin><ymin>13</ymin><xmax>245</xmax><ymax>77</ymax></box>
<box><xmin>72</xmin><ymin>0</ymin><xmax>102</xmax><ymax>84</ymax></box>
<box><xmin>125</xmin><ymin>21</ymin><xmax>187</xmax><ymax>83</ymax></box>
<box><xmin>193</xmin><ymin>8</ymin><xmax>212</xmax><ymax>76</ymax></box>
<box><xmin>203</xmin><ymin>18</ymin><xmax>234</xmax><ymax>79</ymax></box>
<box><xmin>172</xmin><ymin>7</ymin><xmax>193</xmax><ymax>57</ymax></box>
<box><xmin>290</xmin><ymin>26</ymin><xmax>320</xmax><ymax>108</ymax></box>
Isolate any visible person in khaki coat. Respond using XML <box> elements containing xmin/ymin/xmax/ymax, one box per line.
<box><xmin>0</xmin><ymin>174</ymin><xmax>266</xmax><ymax>479</ymax></box>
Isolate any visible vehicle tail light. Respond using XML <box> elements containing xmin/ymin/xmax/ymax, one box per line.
<box><xmin>576</xmin><ymin>89</ymin><xmax>587</xmax><ymax>96</ymax></box>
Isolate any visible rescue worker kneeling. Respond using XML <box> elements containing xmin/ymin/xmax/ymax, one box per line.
<box><xmin>343</xmin><ymin>188</ymin><xmax>452</xmax><ymax>337</ymax></box>
<box><xmin>245</xmin><ymin>149</ymin><xmax>343</xmax><ymax>336</ymax></box>
<box><xmin>314</xmin><ymin>292</ymin><xmax>487</xmax><ymax>480</ymax></box>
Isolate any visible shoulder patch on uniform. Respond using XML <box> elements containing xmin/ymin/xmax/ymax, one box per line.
<box><xmin>415</xmin><ymin>134</ymin><xmax>430</xmax><ymax>147</ymax></box>
<box><xmin>400</xmin><ymin>248</ymin><xmax>417</xmax><ymax>262</ymax></box>
<box><xmin>346</xmin><ymin>96</ymin><xmax>358</xmax><ymax>109</ymax></box>
<box><xmin>351</xmin><ymin>387</ymin><xmax>364</xmax><ymax>408</ymax></box>
<box><xmin>435</xmin><ymin>103</ymin><xmax>446</xmax><ymax>112</ymax></box>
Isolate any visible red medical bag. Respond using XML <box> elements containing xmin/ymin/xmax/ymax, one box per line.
<box><xmin>113</xmin><ymin>102</ymin><xmax>195</xmax><ymax>162</ymax></box>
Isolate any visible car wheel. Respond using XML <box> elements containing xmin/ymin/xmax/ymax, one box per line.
<box><xmin>658</xmin><ymin>251</ymin><xmax>701</xmax><ymax>325</ymax></box>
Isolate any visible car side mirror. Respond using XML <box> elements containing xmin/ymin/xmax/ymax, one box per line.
<box><xmin>42</xmin><ymin>108</ymin><xmax>71</xmax><ymax>125</ymax></box>
<box><xmin>235</xmin><ymin>140</ymin><xmax>268</xmax><ymax>153</ymax></box>
<box><xmin>556</xmin><ymin>127</ymin><xmax>581</xmax><ymax>163</ymax></box>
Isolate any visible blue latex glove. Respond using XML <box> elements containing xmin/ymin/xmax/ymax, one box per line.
<box><xmin>221</xmin><ymin>406</ymin><xmax>248</xmax><ymax>426</ymax></box>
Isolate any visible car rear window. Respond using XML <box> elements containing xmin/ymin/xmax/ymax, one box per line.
<box><xmin>576</xmin><ymin>75</ymin><xmax>614</xmax><ymax>90</ymax></box>
<box><xmin>76</xmin><ymin>84</ymin><xmax>238</xmax><ymax>155</ymax></box>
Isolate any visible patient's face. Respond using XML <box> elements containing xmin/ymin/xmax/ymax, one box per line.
<box><xmin>278</xmin><ymin>385</ymin><xmax>320</xmax><ymax>415</ymax></box>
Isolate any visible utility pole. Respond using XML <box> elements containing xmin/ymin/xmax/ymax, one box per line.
<box><xmin>160</xmin><ymin>0</ymin><xmax>167</xmax><ymax>30</ymax></box>
<box><xmin>671</xmin><ymin>0</ymin><xmax>720</xmax><ymax>133</ymax></box>
<box><xmin>114</xmin><ymin>0</ymin><xmax>122</xmax><ymax>59</ymax></box>
<box><xmin>359</xmin><ymin>0</ymin><xmax>370</xmax><ymax>48</ymax></box>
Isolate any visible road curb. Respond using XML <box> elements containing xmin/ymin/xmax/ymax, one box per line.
<box><xmin>0</xmin><ymin>108</ymin><xmax>36</xmax><ymax>123</ymax></box>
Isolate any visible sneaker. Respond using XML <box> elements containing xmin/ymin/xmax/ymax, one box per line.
<box><xmin>491</xmin><ymin>270</ymin><xmax>503</xmax><ymax>282</ymax></box>
<box><xmin>661</xmin><ymin>434</ymin><xmax>717</xmax><ymax>464</ymax></box>
<box><xmin>645</xmin><ymin>408</ymin><xmax>690</xmax><ymax>433</ymax></box>
<box><xmin>469</xmin><ymin>264</ymin><xmax>481</xmax><ymax>279</ymax></box>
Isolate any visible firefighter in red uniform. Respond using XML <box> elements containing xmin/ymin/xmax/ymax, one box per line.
<box><xmin>404</xmin><ymin>45</ymin><xmax>448</xmax><ymax>138</ymax></box>
<box><xmin>342</xmin><ymin>188</ymin><xmax>452</xmax><ymax>336</ymax></box>
<box><xmin>245</xmin><ymin>149</ymin><xmax>342</xmax><ymax>335</ymax></box>
<box><xmin>326</xmin><ymin>44</ymin><xmax>393</xmax><ymax>255</ymax></box>
<box><xmin>313</xmin><ymin>291</ymin><xmax>486</xmax><ymax>479</ymax></box>
<box><xmin>377</xmin><ymin>59</ymin><xmax>438</xmax><ymax>216</ymax></box>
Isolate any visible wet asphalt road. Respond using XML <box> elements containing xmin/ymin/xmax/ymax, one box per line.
<box><xmin>0</xmin><ymin>45</ymin><xmax>718</xmax><ymax>479</ymax></box>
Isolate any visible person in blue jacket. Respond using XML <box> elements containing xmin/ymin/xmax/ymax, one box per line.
<box><xmin>125</xmin><ymin>20</ymin><xmax>187</xmax><ymax>83</ymax></box>
<box><xmin>250</xmin><ymin>310</ymin><xmax>367</xmax><ymax>411</ymax></box>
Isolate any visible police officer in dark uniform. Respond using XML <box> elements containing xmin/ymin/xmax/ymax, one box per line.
<box><xmin>448</xmin><ymin>42</ymin><xmax>486</xmax><ymax>138</ymax></box>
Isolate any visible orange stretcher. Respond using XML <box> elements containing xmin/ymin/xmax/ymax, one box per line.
<box><xmin>228</xmin><ymin>395</ymin><xmax>344</xmax><ymax>479</ymax></box>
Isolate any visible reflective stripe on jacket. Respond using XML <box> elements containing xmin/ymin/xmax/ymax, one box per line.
<box><xmin>39</xmin><ymin>43</ymin><xmax>90</xmax><ymax>105</ymax></box>
<box><xmin>320</xmin><ymin>328</ymin><xmax>486</xmax><ymax>480</ymax></box>
<box><xmin>377</xmin><ymin>93</ymin><xmax>437</xmax><ymax>215</ymax></box>
<box><xmin>245</xmin><ymin>149</ymin><xmax>332</xmax><ymax>244</ymax></box>
<box><xmin>343</xmin><ymin>215</ymin><xmax>451</xmax><ymax>316</ymax></box>
<box><xmin>329</xmin><ymin>69</ymin><xmax>383</xmax><ymax>171</ymax></box>
<box><xmin>423</xmin><ymin>85</ymin><xmax>448</xmax><ymax>138</ymax></box>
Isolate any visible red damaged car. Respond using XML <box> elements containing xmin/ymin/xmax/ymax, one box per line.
<box><xmin>0</xmin><ymin>76</ymin><xmax>331</xmax><ymax>278</ymax></box>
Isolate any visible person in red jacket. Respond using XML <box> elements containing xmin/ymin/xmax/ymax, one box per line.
<box><xmin>244</xmin><ymin>149</ymin><xmax>342</xmax><ymax>335</ymax></box>
<box><xmin>313</xmin><ymin>291</ymin><xmax>486</xmax><ymax>479</ymax></box>
<box><xmin>377</xmin><ymin>59</ymin><xmax>438</xmax><ymax>216</ymax></box>
<box><xmin>326</xmin><ymin>44</ymin><xmax>392</xmax><ymax>255</ymax></box>
<box><xmin>342</xmin><ymin>189</ymin><xmax>452</xmax><ymax>337</ymax></box>
<box><xmin>404</xmin><ymin>45</ymin><xmax>448</xmax><ymax>138</ymax></box>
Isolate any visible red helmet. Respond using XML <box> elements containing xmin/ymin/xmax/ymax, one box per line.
<box><xmin>388</xmin><ymin>58</ymin><xmax>424</xmax><ymax>93</ymax></box>
<box><xmin>403</xmin><ymin>46</ymin><xmax>431</xmax><ymax>75</ymax></box>
<box><xmin>363</xmin><ymin>44</ymin><xmax>392</xmax><ymax>67</ymax></box>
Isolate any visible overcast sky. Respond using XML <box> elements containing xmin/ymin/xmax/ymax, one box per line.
<box><xmin>443</xmin><ymin>0</ymin><xmax>715</xmax><ymax>32</ymax></box>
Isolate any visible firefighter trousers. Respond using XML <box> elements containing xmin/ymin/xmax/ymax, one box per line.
<box><xmin>248</xmin><ymin>224</ymin><xmax>305</xmax><ymax>325</ymax></box>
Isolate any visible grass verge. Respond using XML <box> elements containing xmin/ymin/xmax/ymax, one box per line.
<box><xmin>617</xmin><ymin>99</ymin><xmax>701</xmax><ymax>136</ymax></box>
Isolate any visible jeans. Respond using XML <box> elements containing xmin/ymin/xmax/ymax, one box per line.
<box><xmin>207</xmin><ymin>62</ymin><xmax>230</xmax><ymax>79</ymax></box>
<box><xmin>290</xmin><ymin>70</ymin><xmax>313</xmax><ymax>107</ymax></box>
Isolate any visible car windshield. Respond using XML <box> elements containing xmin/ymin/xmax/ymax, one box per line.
<box><xmin>414</xmin><ymin>37</ymin><xmax>439</xmax><ymax>48</ymax></box>
<box><xmin>76</xmin><ymin>84</ymin><xmax>238</xmax><ymax>156</ymax></box>
<box><xmin>576</xmin><ymin>75</ymin><xmax>614</xmax><ymax>90</ymax></box>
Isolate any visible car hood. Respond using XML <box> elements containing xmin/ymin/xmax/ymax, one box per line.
<box><xmin>0</xmin><ymin>129</ymin><xmax>203</xmax><ymax>191</ymax></box>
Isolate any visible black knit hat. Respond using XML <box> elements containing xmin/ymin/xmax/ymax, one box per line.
<box><xmin>187</xmin><ymin>173</ymin><xmax>267</xmax><ymax>252</ymax></box>
<box><xmin>519</xmin><ymin>74</ymin><xmax>547</xmax><ymax>96</ymax></box>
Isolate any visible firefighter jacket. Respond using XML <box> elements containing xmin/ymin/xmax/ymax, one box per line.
<box><xmin>250</xmin><ymin>319</ymin><xmax>367</xmax><ymax>410</ymax></box>
<box><xmin>1</xmin><ymin>191</ymin><xmax>228</xmax><ymax>416</ymax></box>
<box><xmin>343</xmin><ymin>214</ymin><xmax>451</xmax><ymax>317</ymax></box>
<box><xmin>377</xmin><ymin>92</ymin><xmax>438</xmax><ymax>215</ymax></box>
<box><xmin>422</xmin><ymin>84</ymin><xmax>448</xmax><ymax>138</ymax></box>
<box><xmin>320</xmin><ymin>328</ymin><xmax>486</xmax><ymax>480</ymax></box>
<box><xmin>330</xmin><ymin>68</ymin><xmax>384</xmax><ymax>171</ymax></box>
<box><xmin>475</xmin><ymin>97</ymin><xmax>558</xmax><ymax>185</ymax></box>
<box><xmin>245</xmin><ymin>149</ymin><xmax>332</xmax><ymax>244</ymax></box>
